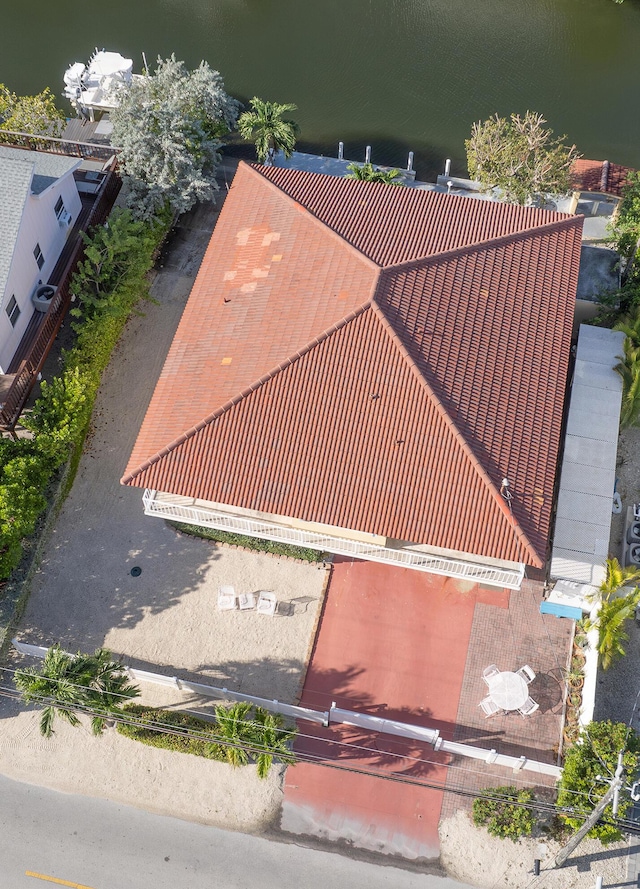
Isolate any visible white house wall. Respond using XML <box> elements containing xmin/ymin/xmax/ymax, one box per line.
<box><xmin>0</xmin><ymin>174</ymin><xmax>81</xmax><ymax>372</ymax></box>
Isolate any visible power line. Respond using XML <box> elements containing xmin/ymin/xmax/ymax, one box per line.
<box><xmin>0</xmin><ymin>655</ymin><xmax>604</xmax><ymax>804</ymax></box>
<box><xmin>0</xmin><ymin>678</ymin><xmax>599</xmax><ymax>809</ymax></box>
<box><xmin>0</xmin><ymin>665</ymin><xmax>595</xmax><ymax>800</ymax></box>
<box><xmin>0</xmin><ymin>682</ymin><xmax>574</xmax><ymax>816</ymax></box>
<box><xmin>0</xmin><ymin>679</ymin><xmax>561</xmax><ymax>798</ymax></box>
<box><xmin>3</xmin><ymin>681</ymin><xmax>638</xmax><ymax>843</ymax></box>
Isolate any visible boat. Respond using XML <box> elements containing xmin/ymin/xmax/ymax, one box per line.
<box><xmin>63</xmin><ymin>49</ymin><xmax>143</xmax><ymax>120</ymax></box>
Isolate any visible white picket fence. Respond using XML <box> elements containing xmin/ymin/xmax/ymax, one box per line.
<box><xmin>12</xmin><ymin>639</ymin><xmax>561</xmax><ymax>779</ymax></box>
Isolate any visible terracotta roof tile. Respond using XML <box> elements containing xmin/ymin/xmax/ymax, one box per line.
<box><xmin>571</xmin><ymin>158</ymin><xmax>634</xmax><ymax>197</ymax></box>
<box><xmin>257</xmin><ymin>165</ymin><xmax>573</xmax><ymax>266</ymax></box>
<box><xmin>123</xmin><ymin>163</ymin><xmax>584</xmax><ymax>568</ymax></box>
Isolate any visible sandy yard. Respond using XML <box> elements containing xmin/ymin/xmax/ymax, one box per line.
<box><xmin>17</xmin><ymin>531</ymin><xmax>328</xmax><ymax>703</ymax></box>
<box><xmin>0</xmin><ymin>701</ymin><xmax>287</xmax><ymax>832</ymax></box>
<box><xmin>0</xmin><ymin>193</ymin><xmax>328</xmax><ymax>832</ymax></box>
<box><xmin>439</xmin><ymin>811</ymin><xmax>627</xmax><ymax>889</ymax></box>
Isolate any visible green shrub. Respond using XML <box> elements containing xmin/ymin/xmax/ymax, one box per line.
<box><xmin>117</xmin><ymin>705</ymin><xmax>228</xmax><ymax>760</ymax></box>
<box><xmin>557</xmin><ymin>720</ymin><xmax>640</xmax><ymax>843</ymax></box>
<box><xmin>70</xmin><ymin>209</ymin><xmax>159</xmax><ymax>324</ymax></box>
<box><xmin>22</xmin><ymin>367</ymin><xmax>94</xmax><ymax>467</ymax></box>
<box><xmin>0</xmin><ymin>446</ymin><xmax>49</xmax><ymax>576</ymax></box>
<box><xmin>117</xmin><ymin>702</ymin><xmax>297</xmax><ymax>779</ymax></box>
<box><xmin>170</xmin><ymin>521</ymin><xmax>325</xmax><ymax>563</ymax></box>
<box><xmin>0</xmin><ymin>209</ymin><xmax>170</xmax><ymax>581</ymax></box>
<box><xmin>472</xmin><ymin>785</ymin><xmax>536</xmax><ymax>841</ymax></box>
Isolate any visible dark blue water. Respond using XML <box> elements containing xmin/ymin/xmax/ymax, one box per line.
<box><xmin>4</xmin><ymin>0</ymin><xmax>640</xmax><ymax>179</ymax></box>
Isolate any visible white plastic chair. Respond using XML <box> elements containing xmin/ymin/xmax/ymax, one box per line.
<box><xmin>482</xmin><ymin>664</ymin><xmax>500</xmax><ymax>684</ymax></box>
<box><xmin>257</xmin><ymin>591</ymin><xmax>277</xmax><ymax>616</ymax></box>
<box><xmin>518</xmin><ymin>696</ymin><xmax>539</xmax><ymax>717</ymax></box>
<box><xmin>238</xmin><ymin>592</ymin><xmax>256</xmax><ymax>611</ymax></box>
<box><xmin>479</xmin><ymin>696</ymin><xmax>501</xmax><ymax>717</ymax></box>
<box><xmin>218</xmin><ymin>586</ymin><xmax>236</xmax><ymax>611</ymax></box>
<box><xmin>516</xmin><ymin>664</ymin><xmax>536</xmax><ymax>684</ymax></box>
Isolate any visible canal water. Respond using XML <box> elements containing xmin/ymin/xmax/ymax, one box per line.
<box><xmin>4</xmin><ymin>0</ymin><xmax>640</xmax><ymax>179</ymax></box>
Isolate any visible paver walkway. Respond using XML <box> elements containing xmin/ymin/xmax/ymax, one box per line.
<box><xmin>283</xmin><ymin>560</ymin><xmax>571</xmax><ymax>861</ymax></box>
<box><xmin>282</xmin><ymin>557</ymin><xmax>506</xmax><ymax>859</ymax></box>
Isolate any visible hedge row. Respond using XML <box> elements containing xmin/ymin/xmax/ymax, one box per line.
<box><xmin>117</xmin><ymin>704</ymin><xmax>228</xmax><ymax>760</ymax></box>
<box><xmin>170</xmin><ymin>521</ymin><xmax>325</xmax><ymax>563</ymax></box>
<box><xmin>0</xmin><ymin>208</ymin><xmax>170</xmax><ymax>580</ymax></box>
<box><xmin>117</xmin><ymin>701</ymin><xmax>297</xmax><ymax>779</ymax></box>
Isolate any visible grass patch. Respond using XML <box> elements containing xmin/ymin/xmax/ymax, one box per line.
<box><xmin>170</xmin><ymin>521</ymin><xmax>325</xmax><ymax>563</ymax></box>
<box><xmin>117</xmin><ymin>704</ymin><xmax>227</xmax><ymax>760</ymax></box>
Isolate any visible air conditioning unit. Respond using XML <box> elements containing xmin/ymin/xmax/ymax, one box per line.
<box><xmin>629</xmin><ymin>543</ymin><xmax>640</xmax><ymax>567</ymax></box>
<box><xmin>58</xmin><ymin>210</ymin><xmax>72</xmax><ymax>228</ymax></box>
<box><xmin>627</xmin><ymin>521</ymin><xmax>640</xmax><ymax>544</ymax></box>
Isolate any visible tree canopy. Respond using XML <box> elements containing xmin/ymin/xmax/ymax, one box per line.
<box><xmin>465</xmin><ymin>111</ymin><xmax>580</xmax><ymax>205</ymax></box>
<box><xmin>345</xmin><ymin>162</ymin><xmax>403</xmax><ymax>185</ymax></box>
<box><xmin>111</xmin><ymin>55</ymin><xmax>240</xmax><ymax>219</ymax></box>
<box><xmin>610</xmin><ymin>171</ymin><xmax>640</xmax><ymax>276</ymax></box>
<box><xmin>557</xmin><ymin>720</ymin><xmax>640</xmax><ymax>843</ymax></box>
<box><xmin>14</xmin><ymin>644</ymin><xmax>140</xmax><ymax>737</ymax></box>
<box><xmin>585</xmin><ymin>558</ymin><xmax>640</xmax><ymax>667</ymax></box>
<box><xmin>237</xmin><ymin>97</ymin><xmax>299</xmax><ymax>164</ymax></box>
<box><xmin>0</xmin><ymin>84</ymin><xmax>65</xmax><ymax>136</ymax></box>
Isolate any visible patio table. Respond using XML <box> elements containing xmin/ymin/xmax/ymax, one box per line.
<box><xmin>486</xmin><ymin>671</ymin><xmax>528</xmax><ymax>711</ymax></box>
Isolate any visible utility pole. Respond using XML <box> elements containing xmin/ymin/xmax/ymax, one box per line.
<box><xmin>554</xmin><ymin>753</ymin><xmax>625</xmax><ymax>868</ymax></box>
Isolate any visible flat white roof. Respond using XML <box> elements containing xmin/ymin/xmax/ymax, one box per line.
<box><xmin>550</xmin><ymin>324</ymin><xmax>624</xmax><ymax>586</ymax></box>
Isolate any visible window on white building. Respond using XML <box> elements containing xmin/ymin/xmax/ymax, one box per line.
<box><xmin>6</xmin><ymin>295</ymin><xmax>20</xmax><ymax>327</ymax></box>
<box><xmin>33</xmin><ymin>243</ymin><xmax>45</xmax><ymax>270</ymax></box>
<box><xmin>54</xmin><ymin>196</ymin><xmax>66</xmax><ymax>220</ymax></box>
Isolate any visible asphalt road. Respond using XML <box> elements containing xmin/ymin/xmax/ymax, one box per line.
<box><xmin>0</xmin><ymin>774</ymin><xmax>472</xmax><ymax>889</ymax></box>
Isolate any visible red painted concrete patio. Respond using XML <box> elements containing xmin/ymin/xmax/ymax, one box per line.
<box><xmin>281</xmin><ymin>557</ymin><xmax>571</xmax><ymax>860</ymax></box>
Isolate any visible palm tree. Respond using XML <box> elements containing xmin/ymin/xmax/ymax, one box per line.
<box><xmin>237</xmin><ymin>97</ymin><xmax>299</xmax><ymax>165</ymax></box>
<box><xmin>597</xmin><ymin>557</ymin><xmax>640</xmax><ymax>597</ymax></box>
<box><xmin>585</xmin><ymin>558</ymin><xmax>640</xmax><ymax>669</ymax></box>
<box><xmin>590</xmin><ymin>592</ymin><xmax>640</xmax><ymax>669</ymax></box>
<box><xmin>614</xmin><ymin>308</ymin><xmax>640</xmax><ymax>348</ymax></box>
<box><xmin>83</xmin><ymin>648</ymin><xmax>141</xmax><ymax>735</ymax></box>
<box><xmin>614</xmin><ymin>337</ymin><xmax>640</xmax><ymax>427</ymax></box>
<box><xmin>213</xmin><ymin>701</ymin><xmax>253</xmax><ymax>767</ymax></box>
<box><xmin>14</xmin><ymin>644</ymin><xmax>140</xmax><ymax>737</ymax></box>
<box><xmin>345</xmin><ymin>162</ymin><xmax>403</xmax><ymax>185</ymax></box>
<box><xmin>250</xmin><ymin>707</ymin><xmax>297</xmax><ymax>779</ymax></box>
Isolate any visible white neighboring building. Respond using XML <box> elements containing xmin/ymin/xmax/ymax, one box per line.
<box><xmin>0</xmin><ymin>146</ymin><xmax>82</xmax><ymax>373</ymax></box>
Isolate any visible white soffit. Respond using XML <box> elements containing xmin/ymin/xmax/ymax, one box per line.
<box><xmin>550</xmin><ymin>324</ymin><xmax>624</xmax><ymax>586</ymax></box>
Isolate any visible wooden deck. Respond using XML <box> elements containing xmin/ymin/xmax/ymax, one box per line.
<box><xmin>62</xmin><ymin>118</ymin><xmax>114</xmax><ymax>146</ymax></box>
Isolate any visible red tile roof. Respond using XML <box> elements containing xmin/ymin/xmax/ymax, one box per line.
<box><xmin>123</xmin><ymin>163</ymin><xmax>584</xmax><ymax>568</ymax></box>
<box><xmin>571</xmin><ymin>159</ymin><xmax>633</xmax><ymax>197</ymax></box>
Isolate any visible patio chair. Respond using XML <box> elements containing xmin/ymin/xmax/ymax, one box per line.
<box><xmin>479</xmin><ymin>696</ymin><xmax>501</xmax><ymax>717</ymax></box>
<box><xmin>482</xmin><ymin>664</ymin><xmax>500</xmax><ymax>684</ymax></box>
<box><xmin>238</xmin><ymin>592</ymin><xmax>256</xmax><ymax>611</ymax></box>
<box><xmin>518</xmin><ymin>696</ymin><xmax>539</xmax><ymax>717</ymax></box>
<box><xmin>218</xmin><ymin>586</ymin><xmax>237</xmax><ymax>611</ymax></box>
<box><xmin>516</xmin><ymin>664</ymin><xmax>536</xmax><ymax>684</ymax></box>
<box><xmin>257</xmin><ymin>591</ymin><xmax>277</xmax><ymax>616</ymax></box>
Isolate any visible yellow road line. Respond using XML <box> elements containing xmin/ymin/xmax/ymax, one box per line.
<box><xmin>25</xmin><ymin>871</ymin><xmax>96</xmax><ymax>889</ymax></box>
